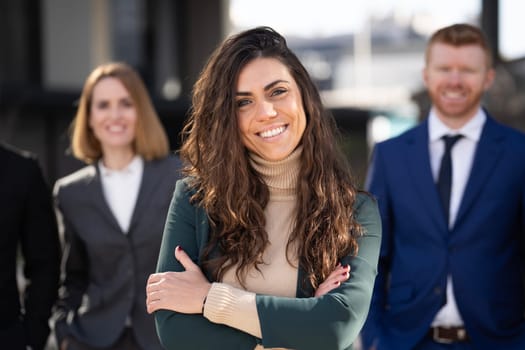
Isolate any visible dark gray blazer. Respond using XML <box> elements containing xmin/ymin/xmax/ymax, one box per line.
<box><xmin>53</xmin><ymin>155</ymin><xmax>181</xmax><ymax>349</ymax></box>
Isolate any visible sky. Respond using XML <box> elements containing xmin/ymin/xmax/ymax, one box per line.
<box><xmin>229</xmin><ymin>0</ymin><xmax>480</xmax><ymax>38</ymax></box>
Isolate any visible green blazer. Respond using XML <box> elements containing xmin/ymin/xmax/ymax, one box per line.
<box><xmin>155</xmin><ymin>178</ymin><xmax>381</xmax><ymax>350</ymax></box>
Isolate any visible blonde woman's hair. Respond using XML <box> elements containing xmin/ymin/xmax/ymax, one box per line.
<box><xmin>71</xmin><ymin>62</ymin><xmax>169</xmax><ymax>163</ymax></box>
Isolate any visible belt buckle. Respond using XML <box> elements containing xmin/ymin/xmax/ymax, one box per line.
<box><xmin>456</xmin><ymin>328</ymin><xmax>467</xmax><ymax>341</ymax></box>
<box><xmin>432</xmin><ymin>327</ymin><xmax>454</xmax><ymax>344</ymax></box>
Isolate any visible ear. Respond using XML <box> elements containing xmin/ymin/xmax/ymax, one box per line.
<box><xmin>422</xmin><ymin>66</ymin><xmax>429</xmax><ymax>88</ymax></box>
<box><xmin>483</xmin><ymin>68</ymin><xmax>496</xmax><ymax>91</ymax></box>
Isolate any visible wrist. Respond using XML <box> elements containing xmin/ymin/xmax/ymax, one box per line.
<box><xmin>201</xmin><ymin>282</ymin><xmax>211</xmax><ymax>314</ymax></box>
<box><xmin>202</xmin><ymin>295</ymin><xmax>207</xmax><ymax>314</ymax></box>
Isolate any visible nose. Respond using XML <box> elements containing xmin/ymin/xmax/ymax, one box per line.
<box><xmin>109</xmin><ymin>106</ymin><xmax>122</xmax><ymax>120</ymax></box>
<box><xmin>257</xmin><ymin>100</ymin><xmax>277</xmax><ymax>120</ymax></box>
<box><xmin>447</xmin><ymin>69</ymin><xmax>462</xmax><ymax>85</ymax></box>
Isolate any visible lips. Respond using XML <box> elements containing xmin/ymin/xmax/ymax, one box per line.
<box><xmin>107</xmin><ymin>124</ymin><xmax>126</xmax><ymax>133</ymax></box>
<box><xmin>258</xmin><ymin>125</ymin><xmax>287</xmax><ymax>139</ymax></box>
<box><xmin>442</xmin><ymin>90</ymin><xmax>465</xmax><ymax>99</ymax></box>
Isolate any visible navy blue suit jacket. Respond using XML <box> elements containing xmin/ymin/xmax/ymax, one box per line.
<box><xmin>361</xmin><ymin>115</ymin><xmax>525</xmax><ymax>349</ymax></box>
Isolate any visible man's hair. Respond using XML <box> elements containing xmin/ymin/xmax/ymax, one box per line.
<box><xmin>425</xmin><ymin>23</ymin><xmax>493</xmax><ymax>68</ymax></box>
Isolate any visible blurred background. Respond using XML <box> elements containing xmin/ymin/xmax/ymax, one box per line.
<box><xmin>1</xmin><ymin>0</ymin><xmax>524</xmax><ymax>186</ymax></box>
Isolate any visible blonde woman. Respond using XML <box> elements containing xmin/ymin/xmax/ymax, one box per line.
<box><xmin>53</xmin><ymin>62</ymin><xmax>181</xmax><ymax>350</ymax></box>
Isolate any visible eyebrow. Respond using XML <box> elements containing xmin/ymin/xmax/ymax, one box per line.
<box><xmin>93</xmin><ymin>95</ymin><xmax>132</xmax><ymax>101</ymax></box>
<box><xmin>235</xmin><ymin>79</ymin><xmax>290</xmax><ymax>96</ymax></box>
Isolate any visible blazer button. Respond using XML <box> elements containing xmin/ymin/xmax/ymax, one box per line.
<box><xmin>433</xmin><ymin>287</ymin><xmax>442</xmax><ymax>295</ymax></box>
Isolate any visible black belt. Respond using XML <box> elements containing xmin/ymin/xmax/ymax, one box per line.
<box><xmin>428</xmin><ymin>326</ymin><xmax>469</xmax><ymax>343</ymax></box>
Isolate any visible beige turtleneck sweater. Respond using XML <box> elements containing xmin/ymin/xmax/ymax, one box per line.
<box><xmin>203</xmin><ymin>147</ymin><xmax>302</xmax><ymax>348</ymax></box>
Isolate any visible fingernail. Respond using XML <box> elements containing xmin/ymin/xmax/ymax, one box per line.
<box><xmin>176</xmin><ymin>245</ymin><xmax>182</xmax><ymax>251</ymax></box>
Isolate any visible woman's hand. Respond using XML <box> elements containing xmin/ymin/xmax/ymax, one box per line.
<box><xmin>146</xmin><ymin>246</ymin><xmax>211</xmax><ymax>314</ymax></box>
<box><xmin>314</xmin><ymin>263</ymin><xmax>351</xmax><ymax>297</ymax></box>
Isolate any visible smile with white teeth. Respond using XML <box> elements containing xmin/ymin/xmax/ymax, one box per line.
<box><xmin>108</xmin><ymin>125</ymin><xmax>125</xmax><ymax>132</ymax></box>
<box><xmin>259</xmin><ymin>126</ymin><xmax>286</xmax><ymax>139</ymax></box>
<box><xmin>443</xmin><ymin>91</ymin><xmax>464</xmax><ymax>99</ymax></box>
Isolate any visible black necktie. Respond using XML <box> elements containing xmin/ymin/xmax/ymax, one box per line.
<box><xmin>437</xmin><ymin>134</ymin><xmax>463</xmax><ymax>224</ymax></box>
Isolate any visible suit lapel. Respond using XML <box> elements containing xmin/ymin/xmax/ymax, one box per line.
<box><xmin>88</xmin><ymin>165</ymin><xmax>123</xmax><ymax>232</ymax></box>
<box><xmin>129</xmin><ymin>160</ymin><xmax>162</xmax><ymax>231</ymax></box>
<box><xmin>405</xmin><ymin>121</ymin><xmax>448</xmax><ymax>231</ymax></box>
<box><xmin>455</xmin><ymin>117</ymin><xmax>504</xmax><ymax>227</ymax></box>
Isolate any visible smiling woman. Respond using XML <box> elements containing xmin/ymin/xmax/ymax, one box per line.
<box><xmin>146</xmin><ymin>27</ymin><xmax>382</xmax><ymax>350</ymax></box>
<box><xmin>236</xmin><ymin>58</ymin><xmax>306</xmax><ymax>162</ymax></box>
<box><xmin>88</xmin><ymin>77</ymin><xmax>138</xmax><ymax>158</ymax></box>
<box><xmin>52</xmin><ymin>62</ymin><xmax>182</xmax><ymax>350</ymax></box>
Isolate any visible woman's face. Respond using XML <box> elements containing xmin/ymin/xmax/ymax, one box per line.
<box><xmin>236</xmin><ymin>57</ymin><xmax>306</xmax><ymax>162</ymax></box>
<box><xmin>89</xmin><ymin>77</ymin><xmax>137</xmax><ymax>154</ymax></box>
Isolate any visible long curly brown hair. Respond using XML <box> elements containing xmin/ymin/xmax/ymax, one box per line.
<box><xmin>180</xmin><ymin>27</ymin><xmax>363</xmax><ymax>290</ymax></box>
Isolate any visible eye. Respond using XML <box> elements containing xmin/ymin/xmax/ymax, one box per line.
<box><xmin>236</xmin><ymin>98</ymin><xmax>252</xmax><ymax>108</ymax></box>
<box><xmin>94</xmin><ymin>100</ymin><xmax>109</xmax><ymax>109</ymax></box>
<box><xmin>461</xmin><ymin>68</ymin><xmax>476</xmax><ymax>74</ymax></box>
<box><xmin>120</xmin><ymin>98</ymin><xmax>134</xmax><ymax>108</ymax></box>
<box><xmin>271</xmin><ymin>87</ymin><xmax>287</xmax><ymax>97</ymax></box>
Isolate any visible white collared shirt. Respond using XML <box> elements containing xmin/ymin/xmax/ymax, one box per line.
<box><xmin>98</xmin><ymin>156</ymin><xmax>144</xmax><ymax>233</ymax></box>
<box><xmin>428</xmin><ymin>108</ymin><xmax>486</xmax><ymax>327</ymax></box>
